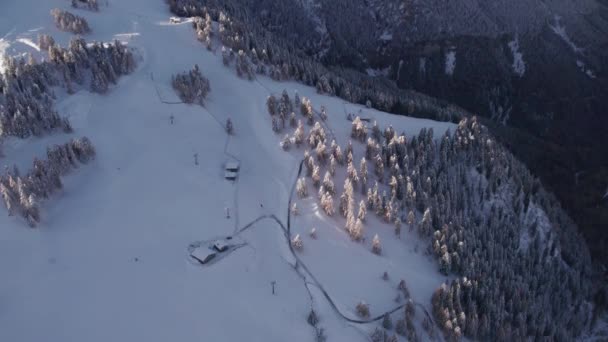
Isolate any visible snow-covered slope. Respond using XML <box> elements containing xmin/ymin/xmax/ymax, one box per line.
<box><xmin>0</xmin><ymin>1</ymin><xmax>454</xmax><ymax>341</ymax></box>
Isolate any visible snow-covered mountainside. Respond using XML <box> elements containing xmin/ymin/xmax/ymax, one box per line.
<box><xmin>178</xmin><ymin>0</ymin><xmax>608</xmax><ymax>271</ymax></box>
<box><xmin>0</xmin><ymin>1</ymin><xmax>597</xmax><ymax>341</ymax></box>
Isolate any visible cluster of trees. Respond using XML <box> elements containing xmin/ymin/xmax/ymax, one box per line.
<box><xmin>193</xmin><ymin>14</ymin><xmax>213</xmax><ymax>50</ymax></box>
<box><xmin>372</xmin><ymin>279</ymin><xmax>420</xmax><ymax>341</ymax></box>
<box><xmin>273</xmin><ymin>89</ymin><xmax>592</xmax><ymax>340</ymax></box>
<box><xmin>51</xmin><ymin>9</ymin><xmax>91</xmax><ymax>34</ymax></box>
<box><xmin>171</xmin><ymin>64</ymin><xmax>211</xmax><ymax>105</ymax></box>
<box><xmin>71</xmin><ymin>0</ymin><xmax>100</xmax><ymax>11</ymax></box>
<box><xmin>267</xmin><ymin>90</ymin><xmax>304</xmax><ymax>134</ymax></box>
<box><xmin>0</xmin><ymin>37</ymin><xmax>135</xmax><ymax>226</ymax></box>
<box><xmin>0</xmin><ymin>36</ymin><xmax>136</xmax><ymax>142</ymax></box>
<box><xmin>0</xmin><ymin>137</ymin><xmax>95</xmax><ymax>227</ymax></box>
<box><xmin>166</xmin><ymin>0</ymin><xmax>466</xmax><ymax>123</ymax></box>
<box><xmin>0</xmin><ymin>56</ymin><xmax>71</xmax><ymax>139</ymax></box>
<box><xmin>38</xmin><ymin>34</ymin><xmax>56</xmax><ymax>51</ymax></box>
<box><xmin>47</xmin><ymin>37</ymin><xmax>136</xmax><ymax>94</ymax></box>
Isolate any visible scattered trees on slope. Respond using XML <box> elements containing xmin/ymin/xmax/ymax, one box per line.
<box><xmin>0</xmin><ymin>137</ymin><xmax>95</xmax><ymax>227</ymax></box>
<box><xmin>0</xmin><ymin>37</ymin><xmax>135</xmax><ymax>140</ymax></box>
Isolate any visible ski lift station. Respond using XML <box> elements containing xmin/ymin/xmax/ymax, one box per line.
<box><xmin>224</xmin><ymin>161</ymin><xmax>240</xmax><ymax>180</ymax></box>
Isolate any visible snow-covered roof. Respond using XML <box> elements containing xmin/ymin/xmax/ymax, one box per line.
<box><xmin>225</xmin><ymin>161</ymin><xmax>240</xmax><ymax>171</ymax></box>
<box><xmin>190</xmin><ymin>247</ymin><xmax>216</xmax><ymax>264</ymax></box>
<box><xmin>225</xmin><ymin>170</ymin><xmax>238</xmax><ymax>179</ymax></box>
<box><xmin>213</xmin><ymin>240</ymin><xmax>228</xmax><ymax>251</ymax></box>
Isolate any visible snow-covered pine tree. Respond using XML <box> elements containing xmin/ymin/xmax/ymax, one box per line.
<box><xmin>291</xmin><ymin>234</ymin><xmax>303</xmax><ymax>250</ymax></box>
<box><xmin>296</xmin><ymin>177</ymin><xmax>308</xmax><ymax>198</ymax></box>
<box><xmin>225</xmin><ymin>118</ymin><xmax>234</xmax><ymax>135</ymax></box>
<box><xmin>372</xmin><ymin>234</ymin><xmax>382</xmax><ymax>255</ymax></box>
<box><xmin>382</xmin><ymin>313</ymin><xmax>393</xmax><ymax>330</ymax></box>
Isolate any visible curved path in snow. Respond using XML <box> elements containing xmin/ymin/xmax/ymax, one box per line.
<box><xmin>235</xmin><ymin>156</ymin><xmax>439</xmax><ymax>335</ymax></box>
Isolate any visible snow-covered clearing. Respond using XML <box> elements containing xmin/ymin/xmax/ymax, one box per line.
<box><xmin>508</xmin><ymin>37</ymin><xmax>526</xmax><ymax>77</ymax></box>
<box><xmin>0</xmin><ymin>0</ymin><xmax>453</xmax><ymax>341</ymax></box>
<box><xmin>550</xmin><ymin>15</ymin><xmax>582</xmax><ymax>53</ymax></box>
<box><xmin>445</xmin><ymin>50</ymin><xmax>456</xmax><ymax>76</ymax></box>
<box><xmin>379</xmin><ymin>31</ymin><xmax>393</xmax><ymax>41</ymax></box>
<box><xmin>577</xmin><ymin>60</ymin><xmax>597</xmax><ymax>79</ymax></box>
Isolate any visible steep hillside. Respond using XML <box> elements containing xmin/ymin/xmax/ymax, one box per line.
<box><xmin>166</xmin><ymin>0</ymin><xmax>608</xmax><ymax>270</ymax></box>
<box><xmin>0</xmin><ymin>0</ymin><xmax>599</xmax><ymax>341</ymax></box>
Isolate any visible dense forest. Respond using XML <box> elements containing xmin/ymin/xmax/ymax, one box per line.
<box><xmin>166</xmin><ymin>0</ymin><xmax>467</xmax><ymax>124</ymax></box>
<box><xmin>270</xmin><ymin>91</ymin><xmax>593</xmax><ymax>341</ymax></box>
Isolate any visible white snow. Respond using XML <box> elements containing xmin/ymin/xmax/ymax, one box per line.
<box><xmin>16</xmin><ymin>37</ymin><xmax>40</xmax><ymax>51</ymax></box>
<box><xmin>550</xmin><ymin>15</ymin><xmax>582</xmax><ymax>53</ymax></box>
<box><xmin>508</xmin><ymin>37</ymin><xmax>526</xmax><ymax>77</ymax></box>
<box><xmin>365</xmin><ymin>66</ymin><xmax>390</xmax><ymax>77</ymax></box>
<box><xmin>379</xmin><ymin>31</ymin><xmax>393</xmax><ymax>41</ymax></box>
<box><xmin>0</xmin><ymin>0</ymin><xmax>455</xmax><ymax>341</ymax></box>
<box><xmin>520</xmin><ymin>202</ymin><xmax>553</xmax><ymax>253</ymax></box>
<box><xmin>445</xmin><ymin>49</ymin><xmax>456</xmax><ymax>76</ymax></box>
<box><xmin>576</xmin><ymin>59</ymin><xmax>597</xmax><ymax>79</ymax></box>
<box><xmin>419</xmin><ymin>57</ymin><xmax>426</xmax><ymax>74</ymax></box>
<box><xmin>0</xmin><ymin>36</ymin><xmax>10</xmax><ymax>74</ymax></box>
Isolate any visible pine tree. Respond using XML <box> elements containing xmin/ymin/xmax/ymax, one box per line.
<box><xmin>291</xmin><ymin>234</ymin><xmax>303</xmax><ymax>250</ymax></box>
<box><xmin>280</xmin><ymin>134</ymin><xmax>292</xmax><ymax>150</ymax></box>
<box><xmin>225</xmin><ymin>118</ymin><xmax>234</xmax><ymax>135</ymax></box>
<box><xmin>420</xmin><ymin>208</ymin><xmax>432</xmax><ymax>236</ymax></box>
<box><xmin>394</xmin><ymin>217</ymin><xmax>402</xmax><ymax>238</ymax></box>
<box><xmin>296</xmin><ymin>177</ymin><xmax>308</xmax><ymax>198</ymax></box>
<box><xmin>356</xmin><ymin>301</ymin><xmax>370</xmax><ymax>318</ymax></box>
<box><xmin>307</xmin><ymin>309</ymin><xmax>319</xmax><ymax>326</ymax></box>
<box><xmin>407</xmin><ymin>210</ymin><xmax>416</xmax><ymax>231</ymax></box>
<box><xmin>358</xmin><ymin>199</ymin><xmax>367</xmax><ymax>222</ymax></box>
<box><xmin>329</xmin><ymin>155</ymin><xmax>337</xmax><ymax>176</ymax></box>
<box><xmin>360</xmin><ymin>158</ymin><xmax>368</xmax><ymax>180</ymax></box>
<box><xmin>370</xmin><ymin>327</ymin><xmax>385</xmax><ymax>342</ymax></box>
<box><xmin>351</xmin><ymin>218</ymin><xmax>363</xmax><ymax>241</ymax></box>
<box><xmin>294</xmin><ymin>121</ymin><xmax>305</xmax><ymax>147</ymax></box>
<box><xmin>320</xmin><ymin>192</ymin><xmax>335</xmax><ymax>216</ymax></box>
<box><xmin>291</xmin><ymin>203</ymin><xmax>299</xmax><ymax>216</ymax></box>
<box><xmin>310</xmin><ymin>227</ymin><xmax>317</xmax><ymax>239</ymax></box>
<box><xmin>312</xmin><ymin>165</ymin><xmax>321</xmax><ymax>187</ymax></box>
<box><xmin>372</xmin><ymin>234</ymin><xmax>382</xmax><ymax>255</ymax></box>
<box><xmin>395</xmin><ymin>319</ymin><xmax>406</xmax><ymax>336</ymax></box>
<box><xmin>322</xmin><ymin>171</ymin><xmax>335</xmax><ymax>195</ymax></box>
<box><xmin>267</xmin><ymin>95</ymin><xmax>278</xmax><ymax>116</ymax></box>
<box><xmin>383</xmin><ymin>313</ymin><xmax>393</xmax><ymax>330</ymax></box>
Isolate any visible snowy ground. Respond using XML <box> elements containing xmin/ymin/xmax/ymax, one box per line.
<box><xmin>0</xmin><ymin>1</ymin><xmax>454</xmax><ymax>341</ymax></box>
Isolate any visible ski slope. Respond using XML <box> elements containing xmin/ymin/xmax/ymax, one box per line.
<box><xmin>0</xmin><ymin>1</ymin><xmax>455</xmax><ymax>341</ymax></box>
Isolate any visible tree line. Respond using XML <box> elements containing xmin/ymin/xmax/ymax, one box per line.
<box><xmin>0</xmin><ymin>137</ymin><xmax>95</xmax><ymax>227</ymax></box>
<box><xmin>166</xmin><ymin>0</ymin><xmax>467</xmax><ymax>123</ymax></box>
